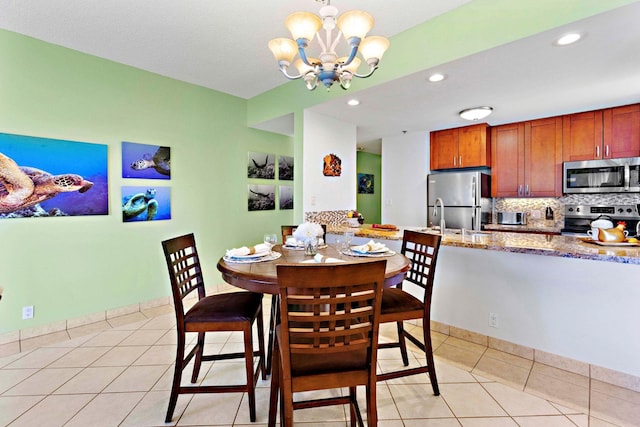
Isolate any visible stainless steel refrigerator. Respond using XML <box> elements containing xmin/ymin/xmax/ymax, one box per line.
<box><xmin>427</xmin><ymin>171</ymin><xmax>491</xmax><ymax>231</ymax></box>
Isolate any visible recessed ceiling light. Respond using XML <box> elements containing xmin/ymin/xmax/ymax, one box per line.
<box><xmin>347</xmin><ymin>99</ymin><xmax>360</xmax><ymax>106</ymax></box>
<box><xmin>459</xmin><ymin>107</ymin><xmax>493</xmax><ymax>121</ymax></box>
<box><xmin>428</xmin><ymin>73</ymin><xmax>445</xmax><ymax>82</ymax></box>
<box><xmin>556</xmin><ymin>32</ymin><xmax>582</xmax><ymax>46</ymax></box>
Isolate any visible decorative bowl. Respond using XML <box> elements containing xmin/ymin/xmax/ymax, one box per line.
<box><xmin>347</xmin><ymin>218</ymin><xmax>361</xmax><ymax>227</ymax></box>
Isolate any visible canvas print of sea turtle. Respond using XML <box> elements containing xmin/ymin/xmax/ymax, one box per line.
<box><xmin>122</xmin><ymin>141</ymin><xmax>171</xmax><ymax>179</ymax></box>
<box><xmin>0</xmin><ymin>133</ymin><xmax>108</xmax><ymax>219</ymax></box>
<box><xmin>0</xmin><ymin>152</ymin><xmax>94</xmax><ymax>214</ymax></box>
<box><xmin>121</xmin><ymin>186</ymin><xmax>172</xmax><ymax>222</ymax></box>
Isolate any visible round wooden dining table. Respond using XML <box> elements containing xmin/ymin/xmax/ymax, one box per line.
<box><xmin>217</xmin><ymin>244</ymin><xmax>410</xmax><ymax>375</ymax></box>
<box><xmin>217</xmin><ymin>244</ymin><xmax>410</xmax><ymax>294</ymax></box>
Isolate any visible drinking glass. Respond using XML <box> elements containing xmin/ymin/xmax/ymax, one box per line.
<box><xmin>263</xmin><ymin>233</ymin><xmax>277</xmax><ymax>251</ymax></box>
<box><xmin>344</xmin><ymin>231</ymin><xmax>354</xmax><ymax>248</ymax></box>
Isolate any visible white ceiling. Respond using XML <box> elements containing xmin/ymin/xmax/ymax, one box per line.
<box><xmin>1</xmin><ymin>1</ymin><xmax>639</xmax><ymax>154</ymax></box>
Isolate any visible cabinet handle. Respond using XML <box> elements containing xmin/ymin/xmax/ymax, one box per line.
<box><xmin>453</xmin><ymin>156</ymin><xmax>456</xmax><ymax>167</ymax></box>
<box><xmin>459</xmin><ymin>156</ymin><xmax>463</xmax><ymax>167</ymax></box>
<box><xmin>518</xmin><ymin>185</ymin><xmax>523</xmax><ymax>197</ymax></box>
<box><xmin>596</xmin><ymin>145</ymin><xmax>600</xmax><ymax>158</ymax></box>
<box><xmin>605</xmin><ymin>145</ymin><xmax>610</xmax><ymax>158</ymax></box>
<box><xmin>525</xmin><ymin>184</ymin><xmax>530</xmax><ymax>196</ymax></box>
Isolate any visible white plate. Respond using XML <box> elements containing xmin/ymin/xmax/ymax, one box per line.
<box><xmin>226</xmin><ymin>250</ymin><xmax>270</xmax><ymax>259</ymax></box>
<box><xmin>342</xmin><ymin>249</ymin><xmax>396</xmax><ymax>257</ymax></box>
<box><xmin>350</xmin><ymin>246</ymin><xmax>390</xmax><ymax>254</ymax></box>
<box><xmin>223</xmin><ymin>251</ymin><xmax>281</xmax><ymax>264</ymax></box>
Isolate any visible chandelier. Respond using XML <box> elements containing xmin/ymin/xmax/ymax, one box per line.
<box><xmin>268</xmin><ymin>0</ymin><xmax>390</xmax><ymax>91</ymax></box>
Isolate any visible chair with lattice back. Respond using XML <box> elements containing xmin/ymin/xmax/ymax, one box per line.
<box><xmin>162</xmin><ymin>233</ymin><xmax>266</xmax><ymax>422</ymax></box>
<box><xmin>377</xmin><ymin>229</ymin><xmax>441</xmax><ymax>395</ymax></box>
<box><xmin>268</xmin><ymin>260</ymin><xmax>386</xmax><ymax>427</ymax></box>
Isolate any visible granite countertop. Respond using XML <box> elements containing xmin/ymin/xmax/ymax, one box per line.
<box><xmin>327</xmin><ymin>224</ymin><xmax>640</xmax><ymax>265</ymax></box>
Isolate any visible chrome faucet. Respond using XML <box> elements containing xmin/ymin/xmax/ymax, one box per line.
<box><xmin>433</xmin><ymin>197</ymin><xmax>446</xmax><ymax>233</ymax></box>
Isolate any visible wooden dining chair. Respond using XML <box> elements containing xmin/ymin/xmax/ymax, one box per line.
<box><xmin>268</xmin><ymin>260</ymin><xmax>386</xmax><ymax>427</ymax></box>
<box><xmin>377</xmin><ymin>230</ymin><xmax>441</xmax><ymax>395</ymax></box>
<box><xmin>280</xmin><ymin>224</ymin><xmax>327</xmax><ymax>244</ymax></box>
<box><xmin>162</xmin><ymin>233</ymin><xmax>266</xmax><ymax>423</ymax></box>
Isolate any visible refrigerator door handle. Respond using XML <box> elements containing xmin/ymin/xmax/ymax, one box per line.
<box><xmin>471</xmin><ymin>175</ymin><xmax>477</xmax><ymax>204</ymax></box>
<box><xmin>471</xmin><ymin>209</ymin><xmax>476</xmax><ymax>230</ymax></box>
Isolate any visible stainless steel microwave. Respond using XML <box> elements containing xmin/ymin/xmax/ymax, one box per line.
<box><xmin>563</xmin><ymin>157</ymin><xmax>640</xmax><ymax>194</ymax></box>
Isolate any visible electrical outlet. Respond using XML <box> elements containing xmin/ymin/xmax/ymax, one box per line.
<box><xmin>489</xmin><ymin>312</ymin><xmax>499</xmax><ymax>328</ymax></box>
<box><xmin>22</xmin><ymin>306</ymin><xmax>34</xmax><ymax>320</ymax></box>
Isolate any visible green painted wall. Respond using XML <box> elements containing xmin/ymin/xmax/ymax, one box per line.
<box><xmin>0</xmin><ymin>30</ymin><xmax>293</xmax><ymax>335</ymax></box>
<box><xmin>356</xmin><ymin>151</ymin><xmax>381</xmax><ymax>224</ymax></box>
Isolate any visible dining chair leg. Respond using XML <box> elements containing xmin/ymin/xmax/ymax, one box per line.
<box><xmin>268</xmin><ymin>341</ymin><xmax>280</xmax><ymax>427</ymax></box>
<box><xmin>348</xmin><ymin>386</ymin><xmax>357</xmax><ymax>427</ymax></box>
<box><xmin>244</xmin><ymin>327</ymin><xmax>257</xmax><ymax>422</ymax></box>
<box><xmin>266</xmin><ymin>295</ymin><xmax>279</xmax><ymax>375</ymax></box>
<box><xmin>256</xmin><ymin>305</ymin><xmax>267</xmax><ymax>380</ymax></box>
<box><xmin>367</xmin><ymin>381</ymin><xmax>377</xmax><ymax>427</ymax></box>
<box><xmin>191</xmin><ymin>332</ymin><xmax>205</xmax><ymax>382</ymax></box>
<box><xmin>165</xmin><ymin>335</ymin><xmax>186</xmax><ymax>423</ymax></box>
<box><xmin>423</xmin><ymin>324</ymin><xmax>440</xmax><ymax>396</ymax></box>
<box><xmin>396</xmin><ymin>321</ymin><xmax>410</xmax><ymax>366</ymax></box>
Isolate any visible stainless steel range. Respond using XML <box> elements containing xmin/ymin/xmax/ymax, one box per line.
<box><xmin>562</xmin><ymin>204</ymin><xmax>640</xmax><ymax>237</ymax></box>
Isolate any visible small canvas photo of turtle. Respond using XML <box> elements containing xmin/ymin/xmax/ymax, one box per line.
<box><xmin>0</xmin><ymin>132</ymin><xmax>108</xmax><ymax>219</ymax></box>
<box><xmin>122</xmin><ymin>141</ymin><xmax>171</xmax><ymax>179</ymax></box>
<box><xmin>122</xmin><ymin>186</ymin><xmax>171</xmax><ymax>222</ymax></box>
<box><xmin>248</xmin><ymin>184</ymin><xmax>275</xmax><ymax>211</ymax></box>
<box><xmin>247</xmin><ymin>152</ymin><xmax>275</xmax><ymax>179</ymax></box>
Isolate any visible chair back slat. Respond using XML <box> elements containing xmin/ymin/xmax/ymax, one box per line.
<box><xmin>277</xmin><ymin>261</ymin><xmax>385</xmax><ymax>361</ymax></box>
<box><xmin>162</xmin><ymin>234</ymin><xmax>206</xmax><ymax>317</ymax></box>
<box><xmin>401</xmin><ymin>230</ymin><xmax>441</xmax><ymax>300</ymax></box>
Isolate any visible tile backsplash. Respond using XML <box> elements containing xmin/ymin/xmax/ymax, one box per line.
<box><xmin>495</xmin><ymin>194</ymin><xmax>640</xmax><ymax>227</ymax></box>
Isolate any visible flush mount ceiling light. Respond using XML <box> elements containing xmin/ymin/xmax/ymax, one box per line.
<box><xmin>268</xmin><ymin>0</ymin><xmax>389</xmax><ymax>91</ymax></box>
<box><xmin>555</xmin><ymin>32</ymin><xmax>583</xmax><ymax>46</ymax></box>
<box><xmin>347</xmin><ymin>99</ymin><xmax>360</xmax><ymax>106</ymax></box>
<box><xmin>428</xmin><ymin>73</ymin><xmax>445</xmax><ymax>82</ymax></box>
<box><xmin>459</xmin><ymin>106</ymin><xmax>493</xmax><ymax>121</ymax></box>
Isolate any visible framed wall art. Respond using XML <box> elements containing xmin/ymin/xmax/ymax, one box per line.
<box><xmin>279</xmin><ymin>185</ymin><xmax>293</xmax><ymax>210</ymax></box>
<box><xmin>121</xmin><ymin>186</ymin><xmax>171</xmax><ymax>222</ymax></box>
<box><xmin>122</xmin><ymin>141</ymin><xmax>171</xmax><ymax>179</ymax></box>
<box><xmin>248</xmin><ymin>184</ymin><xmax>275</xmax><ymax>211</ymax></box>
<box><xmin>323</xmin><ymin>153</ymin><xmax>341</xmax><ymax>177</ymax></box>
<box><xmin>278</xmin><ymin>155</ymin><xmax>294</xmax><ymax>180</ymax></box>
<box><xmin>247</xmin><ymin>152</ymin><xmax>275</xmax><ymax>179</ymax></box>
<box><xmin>358</xmin><ymin>173</ymin><xmax>374</xmax><ymax>194</ymax></box>
<box><xmin>0</xmin><ymin>132</ymin><xmax>108</xmax><ymax>218</ymax></box>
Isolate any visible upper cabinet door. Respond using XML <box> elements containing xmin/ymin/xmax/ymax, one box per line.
<box><xmin>430</xmin><ymin>128</ymin><xmax>458</xmax><ymax>170</ymax></box>
<box><xmin>430</xmin><ymin>123</ymin><xmax>490</xmax><ymax>170</ymax></box>
<box><xmin>458</xmin><ymin>123</ymin><xmax>491</xmax><ymax>168</ymax></box>
<box><xmin>491</xmin><ymin>122</ymin><xmax>525</xmax><ymax>197</ymax></box>
<box><xmin>603</xmin><ymin>104</ymin><xmax>640</xmax><ymax>159</ymax></box>
<box><xmin>562</xmin><ymin>110</ymin><xmax>603</xmax><ymax>161</ymax></box>
<box><xmin>525</xmin><ymin>117</ymin><xmax>563</xmax><ymax>197</ymax></box>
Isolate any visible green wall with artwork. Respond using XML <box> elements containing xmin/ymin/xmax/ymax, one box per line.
<box><xmin>356</xmin><ymin>151</ymin><xmax>381</xmax><ymax>225</ymax></box>
<box><xmin>0</xmin><ymin>29</ymin><xmax>293</xmax><ymax>337</ymax></box>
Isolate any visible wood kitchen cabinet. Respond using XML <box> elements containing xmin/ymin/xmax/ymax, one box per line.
<box><xmin>491</xmin><ymin>117</ymin><xmax>563</xmax><ymax>197</ymax></box>
<box><xmin>430</xmin><ymin>123</ymin><xmax>490</xmax><ymax>170</ymax></box>
<box><xmin>603</xmin><ymin>104</ymin><xmax>640</xmax><ymax>159</ymax></box>
<box><xmin>563</xmin><ymin>103</ymin><xmax>640</xmax><ymax>161</ymax></box>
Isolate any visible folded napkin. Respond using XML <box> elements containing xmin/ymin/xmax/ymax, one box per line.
<box><xmin>313</xmin><ymin>254</ymin><xmax>345</xmax><ymax>263</ymax></box>
<box><xmin>351</xmin><ymin>239</ymin><xmax>388</xmax><ymax>253</ymax></box>
<box><xmin>226</xmin><ymin>243</ymin><xmax>270</xmax><ymax>257</ymax></box>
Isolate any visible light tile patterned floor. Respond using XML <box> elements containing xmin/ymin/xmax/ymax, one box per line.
<box><xmin>0</xmin><ymin>300</ymin><xmax>637</xmax><ymax>427</ymax></box>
